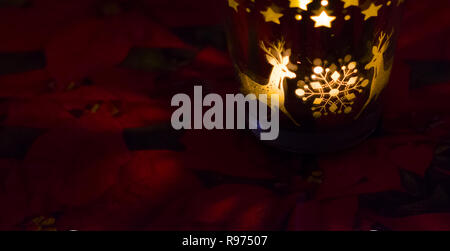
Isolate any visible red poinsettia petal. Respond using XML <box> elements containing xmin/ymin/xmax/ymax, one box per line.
<box><xmin>22</xmin><ymin>127</ymin><xmax>131</xmax><ymax>214</ymax></box>
<box><xmin>181</xmin><ymin>130</ymin><xmax>277</xmax><ymax>179</ymax></box>
<box><xmin>321</xmin><ymin>196</ymin><xmax>359</xmax><ymax>231</ymax></box>
<box><xmin>116</xmin><ymin>101</ymin><xmax>171</xmax><ymax>128</ymax></box>
<box><xmin>141</xmin><ymin>0</ymin><xmax>226</xmax><ymax>27</ymax></box>
<box><xmin>4</xmin><ymin>98</ymin><xmax>75</xmax><ymax>128</ymax></box>
<box><xmin>149</xmin><ymin>184</ymin><xmax>295</xmax><ymax>231</ymax></box>
<box><xmin>89</xmin><ymin>67</ymin><xmax>157</xmax><ymax>103</ymax></box>
<box><xmin>382</xmin><ymin>59</ymin><xmax>411</xmax><ymax>117</ymax></box>
<box><xmin>287</xmin><ymin>201</ymin><xmax>321</xmax><ymax>231</ymax></box>
<box><xmin>124</xmin><ymin>13</ymin><xmax>192</xmax><ymax>49</ymax></box>
<box><xmin>317</xmin><ymin>139</ymin><xmax>402</xmax><ymax>200</ymax></box>
<box><xmin>388</xmin><ymin>143</ymin><xmax>435</xmax><ymax>176</ymax></box>
<box><xmin>56</xmin><ymin>150</ymin><xmax>203</xmax><ymax>231</ymax></box>
<box><xmin>288</xmin><ymin>196</ymin><xmax>359</xmax><ymax>231</ymax></box>
<box><xmin>0</xmin><ymin>70</ymin><xmax>52</xmax><ymax>98</ymax></box>
<box><xmin>398</xmin><ymin>0</ymin><xmax>450</xmax><ymax>60</ymax></box>
<box><xmin>45</xmin><ymin>17</ymin><xmax>133</xmax><ymax>84</ymax></box>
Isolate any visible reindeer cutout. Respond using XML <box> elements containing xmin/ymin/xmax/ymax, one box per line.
<box><xmin>357</xmin><ymin>31</ymin><xmax>394</xmax><ymax>118</ymax></box>
<box><xmin>239</xmin><ymin>40</ymin><xmax>299</xmax><ymax>126</ymax></box>
<box><xmin>260</xmin><ymin>41</ymin><xmax>297</xmax><ymax>94</ymax></box>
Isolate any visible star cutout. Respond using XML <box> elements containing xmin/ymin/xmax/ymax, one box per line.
<box><xmin>260</xmin><ymin>7</ymin><xmax>284</xmax><ymax>24</ymax></box>
<box><xmin>361</xmin><ymin>3</ymin><xmax>382</xmax><ymax>20</ymax></box>
<box><xmin>341</xmin><ymin>0</ymin><xmax>359</xmax><ymax>8</ymax></box>
<box><xmin>310</xmin><ymin>10</ymin><xmax>336</xmax><ymax>28</ymax></box>
<box><xmin>228</xmin><ymin>0</ymin><xmax>239</xmax><ymax>12</ymax></box>
<box><xmin>289</xmin><ymin>0</ymin><xmax>313</xmax><ymax>11</ymax></box>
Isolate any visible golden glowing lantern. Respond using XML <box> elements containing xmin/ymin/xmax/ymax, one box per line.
<box><xmin>225</xmin><ymin>0</ymin><xmax>404</xmax><ymax>152</ymax></box>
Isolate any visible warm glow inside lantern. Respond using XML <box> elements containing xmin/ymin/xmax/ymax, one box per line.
<box><xmin>225</xmin><ymin>0</ymin><xmax>404</xmax><ymax>152</ymax></box>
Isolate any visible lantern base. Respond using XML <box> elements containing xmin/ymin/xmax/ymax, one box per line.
<box><xmin>251</xmin><ymin>108</ymin><xmax>381</xmax><ymax>153</ymax></box>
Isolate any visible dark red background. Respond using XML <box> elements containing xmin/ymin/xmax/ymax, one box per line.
<box><xmin>0</xmin><ymin>0</ymin><xmax>449</xmax><ymax>231</ymax></box>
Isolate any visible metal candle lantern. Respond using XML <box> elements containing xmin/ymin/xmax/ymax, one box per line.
<box><xmin>225</xmin><ymin>0</ymin><xmax>404</xmax><ymax>152</ymax></box>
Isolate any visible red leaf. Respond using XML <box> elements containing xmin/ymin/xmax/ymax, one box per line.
<box><xmin>0</xmin><ymin>159</ymin><xmax>18</xmax><ymax>186</ymax></box>
<box><xmin>45</xmin><ymin>17</ymin><xmax>133</xmax><ymax>83</ymax></box>
<box><xmin>317</xmin><ymin>139</ymin><xmax>402</xmax><ymax>200</ymax></box>
<box><xmin>321</xmin><ymin>196</ymin><xmax>359</xmax><ymax>231</ymax></box>
<box><xmin>125</xmin><ymin>14</ymin><xmax>192</xmax><ymax>49</ymax></box>
<box><xmin>42</xmin><ymin>86</ymin><xmax>116</xmax><ymax>103</ymax></box>
<box><xmin>149</xmin><ymin>184</ymin><xmax>295</xmax><ymax>231</ymax></box>
<box><xmin>22</xmin><ymin>128</ymin><xmax>131</xmax><ymax>213</ymax></box>
<box><xmin>369</xmin><ymin>213</ymin><xmax>450</xmax><ymax>231</ymax></box>
<box><xmin>409</xmin><ymin>82</ymin><xmax>450</xmax><ymax>115</ymax></box>
<box><xmin>0</xmin><ymin>70</ymin><xmax>52</xmax><ymax>98</ymax></box>
<box><xmin>195</xmin><ymin>47</ymin><xmax>232</xmax><ymax>68</ymax></box>
<box><xmin>56</xmin><ymin>150</ymin><xmax>202</xmax><ymax>230</ymax></box>
<box><xmin>4</xmin><ymin>99</ymin><xmax>75</xmax><ymax>128</ymax></box>
<box><xmin>116</xmin><ymin>101</ymin><xmax>171</xmax><ymax>128</ymax></box>
<box><xmin>0</xmin><ymin>0</ymin><xmax>95</xmax><ymax>52</ymax></box>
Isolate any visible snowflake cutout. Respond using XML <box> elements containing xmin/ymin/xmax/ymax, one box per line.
<box><xmin>295</xmin><ymin>55</ymin><xmax>369</xmax><ymax>118</ymax></box>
